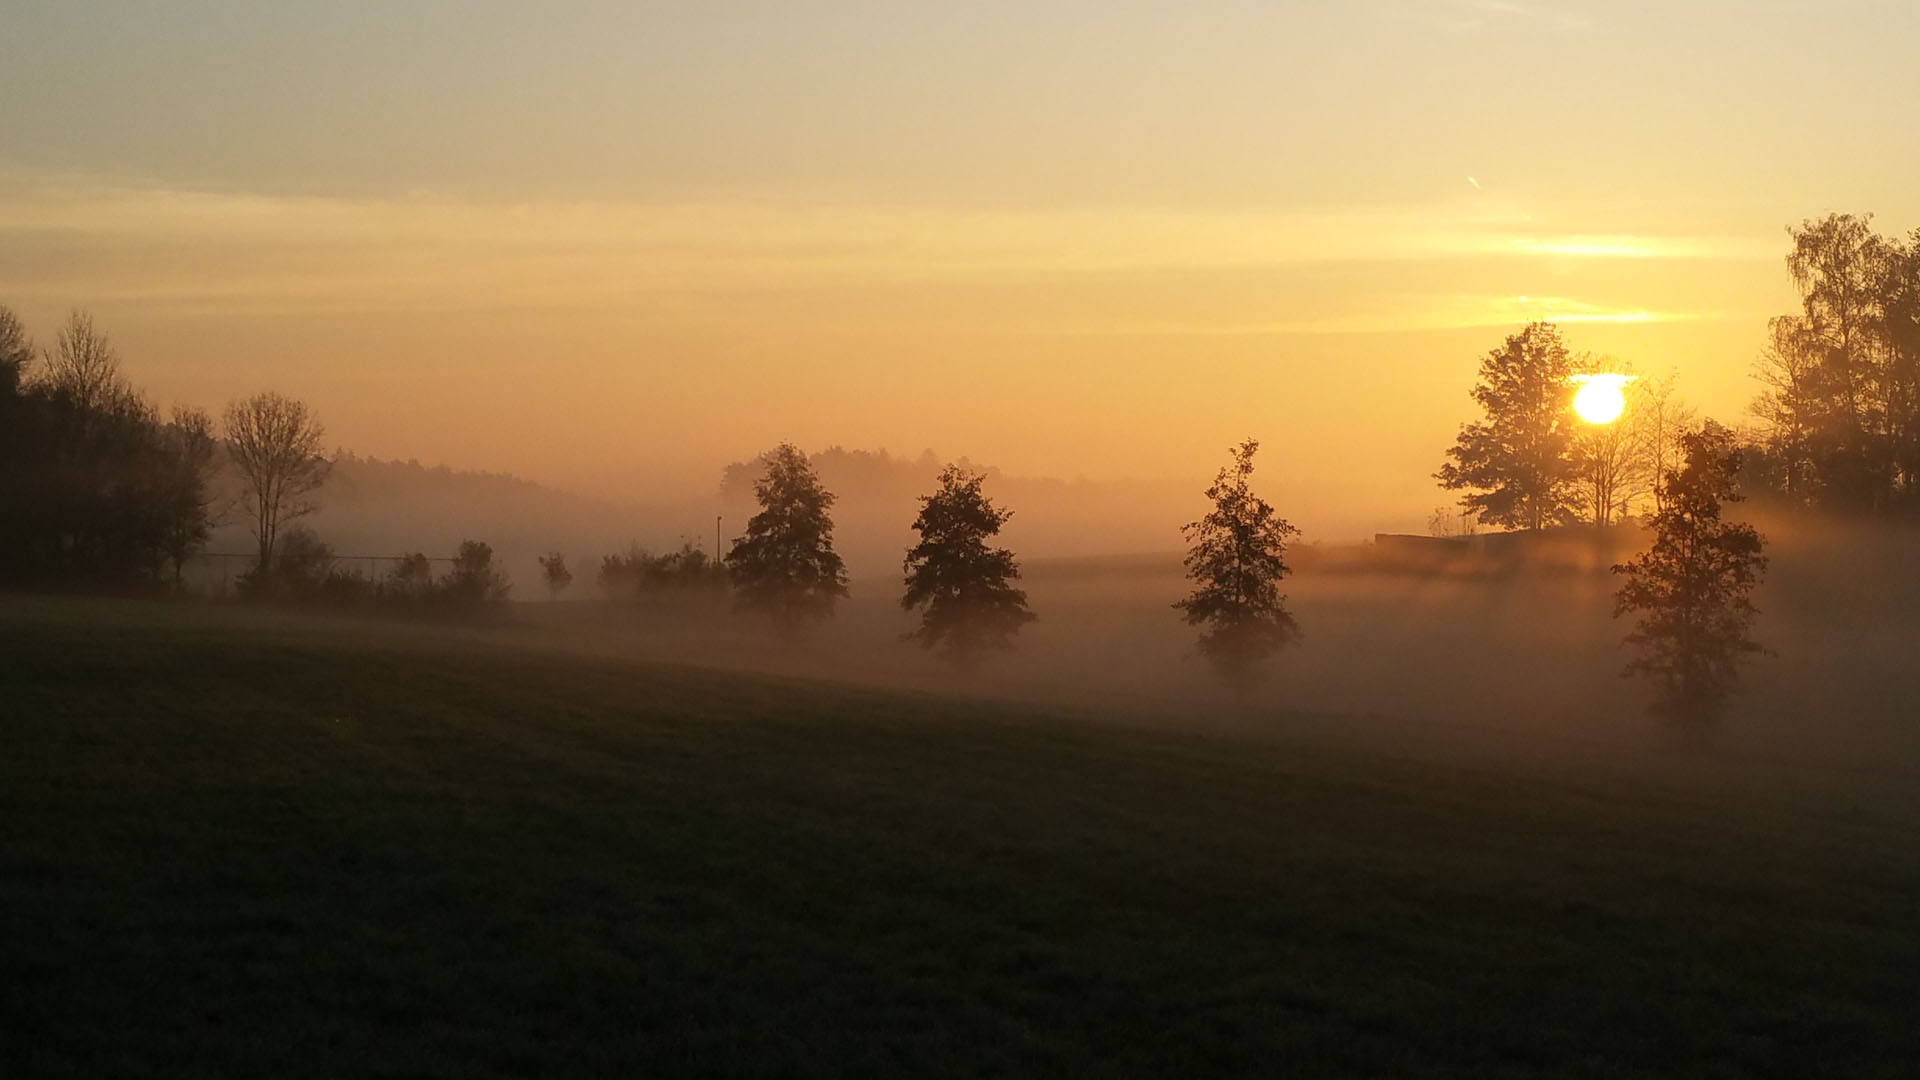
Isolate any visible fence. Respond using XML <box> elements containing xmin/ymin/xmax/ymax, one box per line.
<box><xmin>183</xmin><ymin>552</ymin><xmax>461</xmax><ymax>599</ymax></box>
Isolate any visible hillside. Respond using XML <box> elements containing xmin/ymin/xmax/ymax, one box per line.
<box><xmin>5</xmin><ymin>598</ymin><xmax>1917</xmax><ymax>1077</ymax></box>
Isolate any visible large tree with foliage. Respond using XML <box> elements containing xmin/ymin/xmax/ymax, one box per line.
<box><xmin>1613</xmin><ymin>422</ymin><xmax>1768</xmax><ymax>725</ymax></box>
<box><xmin>1884</xmin><ymin>228</ymin><xmax>1920</xmax><ymax>505</ymax></box>
<box><xmin>224</xmin><ymin>390</ymin><xmax>329</xmax><ymax>583</ymax></box>
<box><xmin>724</xmin><ymin>443</ymin><xmax>849</xmax><ymax>638</ymax></box>
<box><xmin>901</xmin><ymin>465</ymin><xmax>1035</xmax><ymax>668</ymax></box>
<box><xmin>1750</xmin><ymin>213</ymin><xmax>1920</xmax><ymax>512</ymax></box>
<box><xmin>1437</xmin><ymin>322</ymin><xmax>1582</xmax><ymax>530</ymax></box>
<box><xmin>1174</xmin><ymin>439</ymin><xmax>1300</xmax><ymax>697</ymax></box>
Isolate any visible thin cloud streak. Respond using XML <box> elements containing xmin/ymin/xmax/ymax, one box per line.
<box><xmin>1053</xmin><ymin>298</ymin><xmax>1705</xmax><ymax>338</ymax></box>
<box><xmin>0</xmin><ymin>178</ymin><xmax>1772</xmax><ymax>315</ymax></box>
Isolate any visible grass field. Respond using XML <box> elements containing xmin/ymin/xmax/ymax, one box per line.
<box><xmin>4</xmin><ymin>597</ymin><xmax>1918</xmax><ymax>1077</ymax></box>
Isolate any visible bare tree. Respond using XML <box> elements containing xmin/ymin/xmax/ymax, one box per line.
<box><xmin>224</xmin><ymin>391</ymin><xmax>329</xmax><ymax>581</ymax></box>
<box><xmin>1633</xmin><ymin>372</ymin><xmax>1697</xmax><ymax>514</ymax></box>
<box><xmin>1568</xmin><ymin>362</ymin><xmax>1640</xmax><ymax>528</ymax></box>
<box><xmin>42</xmin><ymin>309</ymin><xmax>132</xmax><ymax>412</ymax></box>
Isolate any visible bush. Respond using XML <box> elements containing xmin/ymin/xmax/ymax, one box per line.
<box><xmin>597</xmin><ymin>541</ymin><xmax>727</xmax><ymax>607</ymax></box>
<box><xmin>242</xmin><ymin>534</ymin><xmax>512</xmax><ymax>621</ymax></box>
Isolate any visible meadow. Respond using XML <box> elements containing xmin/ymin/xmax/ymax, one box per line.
<box><xmin>4</xmin><ymin>594</ymin><xmax>1917</xmax><ymax>1077</ymax></box>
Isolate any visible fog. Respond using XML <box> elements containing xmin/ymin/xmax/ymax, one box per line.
<box><xmin>422</xmin><ymin>506</ymin><xmax>1917</xmax><ymax>789</ymax></box>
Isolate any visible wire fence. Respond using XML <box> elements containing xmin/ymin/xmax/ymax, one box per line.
<box><xmin>183</xmin><ymin>552</ymin><xmax>460</xmax><ymax>598</ymax></box>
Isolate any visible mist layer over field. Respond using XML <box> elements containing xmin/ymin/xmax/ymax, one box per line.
<box><xmin>479</xmin><ymin>509</ymin><xmax>1916</xmax><ymax>779</ymax></box>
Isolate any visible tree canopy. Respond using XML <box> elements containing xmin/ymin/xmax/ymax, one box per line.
<box><xmin>224</xmin><ymin>391</ymin><xmax>329</xmax><ymax>585</ymax></box>
<box><xmin>1437</xmin><ymin>323</ymin><xmax>1582</xmax><ymax>531</ymax></box>
<box><xmin>1613</xmin><ymin>422</ymin><xmax>1769</xmax><ymax>725</ymax></box>
<box><xmin>724</xmin><ymin>443</ymin><xmax>849</xmax><ymax>637</ymax></box>
<box><xmin>1750</xmin><ymin>213</ymin><xmax>1920</xmax><ymax>512</ymax></box>
<box><xmin>1175</xmin><ymin>439</ymin><xmax>1301</xmax><ymax>698</ymax></box>
<box><xmin>901</xmin><ymin>465</ymin><xmax>1036</xmax><ymax>668</ymax></box>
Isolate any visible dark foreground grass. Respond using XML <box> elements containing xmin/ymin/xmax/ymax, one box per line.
<box><xmin>2</xmin><ymin>598</ymin><xmax>1917</xmax><ymax>1078</ymax></box>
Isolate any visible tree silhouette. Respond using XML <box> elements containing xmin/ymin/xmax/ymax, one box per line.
<box><xmin>158</xmin><ymin>406</ymin><xmax>221</xmax><ymax>590</ymax></box>
<box><xmin>724</xmin><ymin>443</ymin><xmax>849</xmax><ymax>639</ymax></box>
<box><xmin>1749</xmin><ymin>213</ymin><xmax>1920</xmax><ymax>512</ymax></box>
<box><xmin>42</xmin><ymin>309</ymin><xmax>132</xmax><ymax>414</ymax></box>
<box><xmin>539</xmin><ymin>551</ymin><xmax>572</xmax><ymax>600</ymax></box>
<box><xmin>0</xmin><ymin>305</ymin><xmax>31</xmax><ymax>396</ymax></box>
<box><xmin>1437</xmin><ymin>322</ymin><xmax>1581</xmax><ymax>530</ymax></box>
<box><xmin>224</xmin><ymin>391</ymin><xmax>329</xmax><ymax>585</ymax></box>
<box><xmin>448</xmin><ymin>540</ymin><xmax>512</xmax><ymax>608</ymax></box>
<box><xmin>901</xmin><ymin>465</ymin><xmax>1036</xmax><ymax>669</ymax></box>
<box><xmin>1633</xmin><ymin>372</ymin><xmax>1698</xmax><ymax>515</ymax></box>
<box><xmin>1569</xmin><ymin>362</ymin><xmax>1683</xmax><ymax>528</ymax></box>
<box><xmin>1175</xmin><ymin>439</ymin><xmax>1300</xmax><ymax>698</ymax></box>
<box><xmin>1613</xmin><ymin>422</ymin><xmax>1769</xmax><ymax>725</ymax></box>
<box><xmin>0</xmin><ymin>306</ymin><xmax>215</xmax><ymax>589</ymax></box>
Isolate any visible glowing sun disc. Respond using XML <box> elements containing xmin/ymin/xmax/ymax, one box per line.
<box><xmin>1571</xmin><ymin>374</ymin><xmax>1633</xmax><ymax>424</ymax></box>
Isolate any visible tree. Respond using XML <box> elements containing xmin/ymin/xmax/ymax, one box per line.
<box><xmin>1437</xmin><ymin>322</ymin><xmax>1582</xmax><ymax>530</ymax></box>
<box><xmin>1882</xmin><ymin>229</ymin><xmax>1920</xmax><ymax>506</ymax></box>
<box><xmin>1568</xmin><ymin>363</ymin><xmax>1689</xmax><ymax>528</ymax></box>
<box><xmin>1749</xmin><ymin>213</ymin><xmax>1915</xmax><ymax>512</ymax></box>
<box><xmin>224</xmin><ymin>391</ymin><xmax>329</xmax><ymax>584</ymax></box>
<box><xmin>1612</xmin><ymin>422</ymin><xmax>1769</xmax><ymax>725</ymax></box>
<box><xmin>446</xmin><ymin>539</ymin><xmax>512</xmax><ymax>608</ymax></box>
<box><xmin>901</xmin><ymin>465</ymin><xmax>1036</xmax><ymax>668</ymax></box>
<box><xmin>1174</xmin><ymin>439</ymin><xmax>1301</xmax><ymax>697</ymax></box>
<box><xmin>42</xmin><ymin>309</ymin><xmax>132</xmax><ymax>414</ymax></box>
<box><xmin>539</xmin><ymin>551</ymin><xmax>573</xmax><ymax>600</ymax></box>
<box><xmin>388</xmin><ymin>552</ymin><xmax>435</xmax><ymax>598</ymax></box>
<box><xmin>1569</xmin><ymin>365</ymin><xmax>1645</xmax><ymax>528</ymax></box>
<box><xmin>0</xmin><ymin>305</ymin><xmax>31</xmax><ymax>396</ymax></box>
<box><xmin>157</xmin><ymin>406</ymin><xmax>221</xmax><ymax>589</ymax></box>
<box><xmin>1632</xmin><ymin>372</ymin><xmax>1698</xmax><ymax>515</ymax></box>
<box><xmin>0</xmin><ymin>307</ymin><xmax>215</xmax><ymax>590</ymax></box>
<box><xmin>724</xmin><ymin>443</ymin><xmax>849</xmax><ymax>638</ymax></box>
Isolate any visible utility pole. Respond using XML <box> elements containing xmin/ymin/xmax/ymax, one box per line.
<box><xmin>715</xmin><ymin>515</ymin><xmax>723</xmax><ymax>563</ymax></box>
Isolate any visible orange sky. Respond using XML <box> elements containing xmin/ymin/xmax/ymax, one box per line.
<box><xmin>4</xmin><ymin>1</ymin><xmax>1917</xmax><ymax>538</ymax></box>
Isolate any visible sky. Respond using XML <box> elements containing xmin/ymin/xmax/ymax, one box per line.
<box><xmin>3</xmin><ymin>0</ymin><xmax>1917</xmax><ymax>538</ymax></box>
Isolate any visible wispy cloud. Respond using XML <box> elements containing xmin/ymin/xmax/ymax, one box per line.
<box><xmin>1053</xmin><ymin>295</ymin><xmax>1696</xmax><ymax>338</ymax></box>
<box><xmin>0</xmin><ymin>176</ymin><xmax>1765</xmax><ymax>317</ymax></box>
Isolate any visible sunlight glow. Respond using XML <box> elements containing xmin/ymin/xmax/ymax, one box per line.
<box><xmin>1570</xmin><ymin>373</ymin><xmax>1635</xmax><ymax>425</ymax></box>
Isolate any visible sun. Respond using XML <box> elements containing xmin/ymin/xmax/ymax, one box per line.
<box><xmin>1570</xmin><ymin>373</ymin><xmax>1634</xmax><ymax>425</ymax></box>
